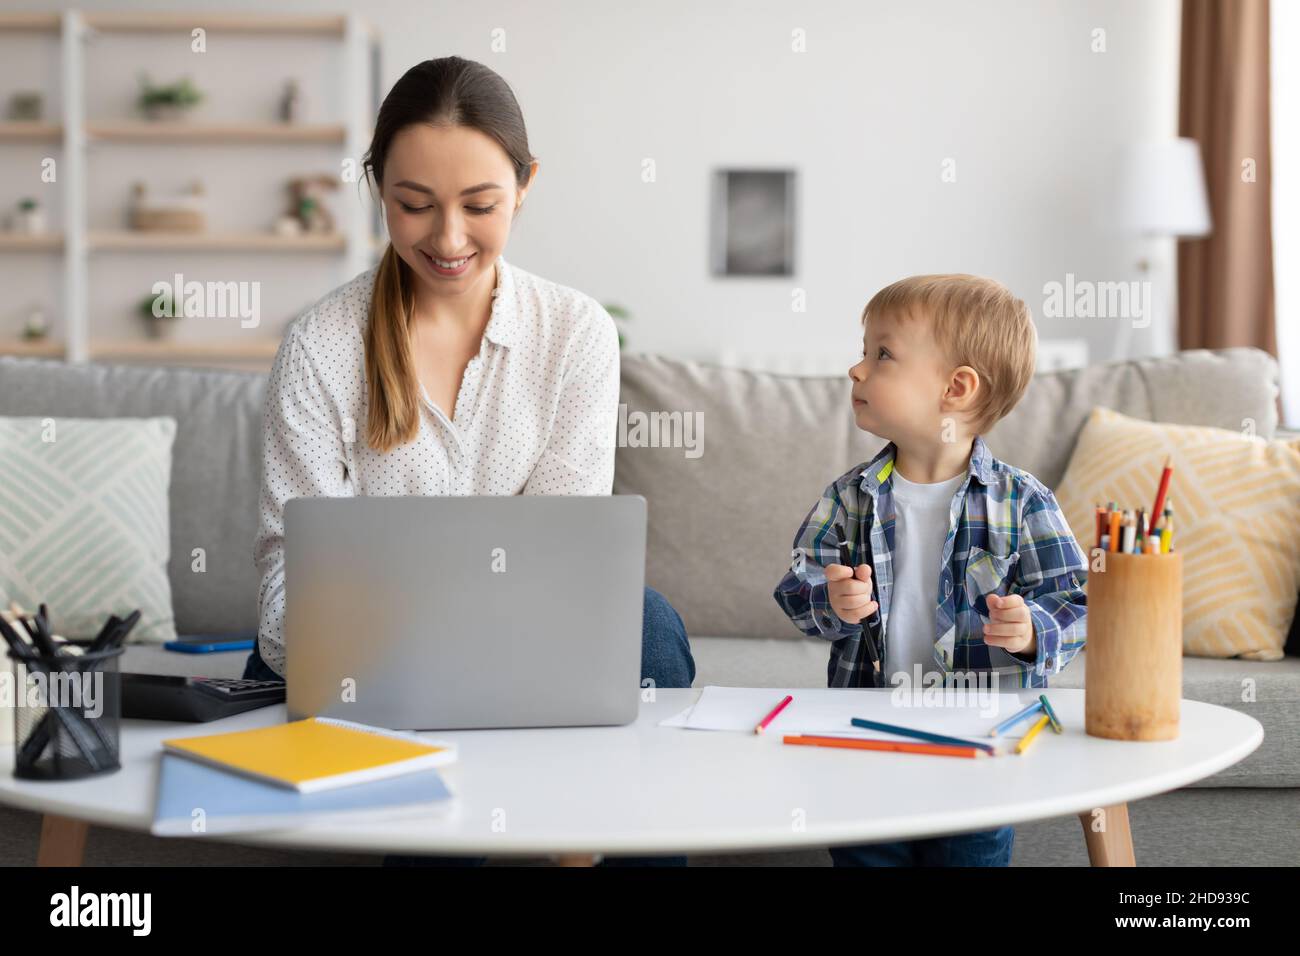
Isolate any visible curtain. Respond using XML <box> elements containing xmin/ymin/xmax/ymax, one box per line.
<box><xmin>1178</xmin><ymin>0</ymin><xmax>1276</xmax><ymax>356</ymax></box>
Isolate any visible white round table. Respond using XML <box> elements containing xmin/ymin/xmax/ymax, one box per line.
<box><xmin>0</xmin><ymin>688</ymin><xmax>1262</xmax><ymax>866</ymax></box>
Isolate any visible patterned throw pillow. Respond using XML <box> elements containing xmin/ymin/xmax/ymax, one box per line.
<box><xmin>0</xmin><ymin>416</ymin><xmax>177</xmax><ymax>643</ymax></box>
<box><xmin>1055</xmin><ymin>406</ymin><xmax>1300</xmax><ymax>661</ymax></box>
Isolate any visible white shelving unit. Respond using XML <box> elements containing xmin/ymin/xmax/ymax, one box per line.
<box><xmin>0</xmin><ymin>9</ymin><xmax>383</xmax><ymax>368</ymax></box>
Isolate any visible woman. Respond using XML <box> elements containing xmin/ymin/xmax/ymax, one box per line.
<box><xmin>243</xmin><ymin>57</ymin><xmax>695</xmax><ymax>861</ymax></box>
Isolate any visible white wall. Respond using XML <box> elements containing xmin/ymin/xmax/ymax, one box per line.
<box><xmin>3</xmin><ymin>0</ymin><xmax>1182</xmax><ymax>370</ymax></box>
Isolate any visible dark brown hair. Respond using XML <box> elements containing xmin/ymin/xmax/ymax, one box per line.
<box><xmin>360</xmin><ymin>57</ymin><xmax>535</xmax><ymax>453</ymax></box>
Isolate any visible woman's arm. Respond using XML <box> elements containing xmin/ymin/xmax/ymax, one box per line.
<box><xmin>522</xmin><ymin>300</ymin><xmax>620</xmax><ymax>496</ymax></box>
<box><xmin>253</xmin><ymin>322</ymin><xmax>353</xmax><ymax>678</ymax></box>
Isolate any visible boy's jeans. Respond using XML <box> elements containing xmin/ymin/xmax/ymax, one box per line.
<box><xmin>243</xmin><ymin>586</ymin><xmax>696</xmax><ymax>866</ymax></box>
<box><xmin>830</xmin><ymin>825</ymin><xmax>1015</xmax><ymax>866</ymax></box>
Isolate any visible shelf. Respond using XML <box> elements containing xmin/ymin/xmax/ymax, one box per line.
<box><xmin>85</xmin><ymin>121</ymin><xmax>347</xmax><ymax>144</ymax></box>
<box><xmin>0</xmin><ymin>233</ymin><xmax>63</xmax><ymax>251</ymax></box>
<box><xmin>82</xmin><ymin>13</ymin><xmax>353</xmax><ymax>37</ymax></box>
<box><xmin>0</xmin><ymin>9</ymin><xmax>379</xmax><ymax>370</ymax></box>
<box><xmin>0</xmin><ymin>122</ymin><xmax>63</xmax><ymax>142</ymax></box>
<box><xmin>89</xmin><ymin>231</ymin><xmax>347</xmax><ymax>252</ymax></box>
<box><xmin>89</xmin><ymin>339</ymin><xmax>281</xmax><ymax>361</ymax></box>
<box><xmin>0</xmin><ymin>339</ymin><xmax>64</xmax><ymax>358</ymax></box>
<box><xmin>0</xmin><ymin>13</ymin><xmax>61</xmax><ymax>32</ymax></box>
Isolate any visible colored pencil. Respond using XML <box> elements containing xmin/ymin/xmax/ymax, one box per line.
<box><xmin>1015</xmin><ymin>714</ymin><xmax>1051</xmax><ymax>754</ymax></box>
<box><xmin>1150</xmin><ymin>455</ymin><xmax>1173</xmax><ymax>529</ymax></box>
<box><xmin>850</xmin><ymin>716</ymin><xmax>998</xmax><ymax>754</ymax></box>
<box><xmin>783</xmin><ymin>735</ymin><xmax>988</xmax><ymax>759</ymax></box>
<box><xmin>755</xmin><ymin>694</ymin><xmax>793</xmax><ymax>734</ymax></box>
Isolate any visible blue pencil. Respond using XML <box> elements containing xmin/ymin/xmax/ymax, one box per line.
<box><xmin>987</xmin><ymin>700</ymin><xmax>1044</xmax><ymax>737</ymax></box>
<box><xmin>849</xmin><ymin>717</ymin><xmax>998</xmax><ymax>755</ymax></box>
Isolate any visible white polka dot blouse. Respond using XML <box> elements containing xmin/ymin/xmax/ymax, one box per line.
<box><xmin>253</xmin><ymin>255</ymin><xmax>620</xmax><ymax>677</ymax></box>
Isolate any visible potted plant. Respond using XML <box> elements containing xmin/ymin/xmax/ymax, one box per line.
<box><xmin>138</xmin><ymin>292</ymin><xmax>181</xmax><ymax>340</ymax></box>
<box><xmin>136</xmin><ymin>73</ymin><xmax>203</xmax><ymax>121</ymax></box>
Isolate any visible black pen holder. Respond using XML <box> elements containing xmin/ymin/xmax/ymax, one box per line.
<box><xmin>8</xmin><ymin>646</ymin><xmax>124</xmax><ymax>780</ymax></box>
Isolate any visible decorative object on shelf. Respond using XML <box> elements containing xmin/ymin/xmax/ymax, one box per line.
<box><xmin>7</xmin><ymin>91</ymin><xmax>44</xmax><ymax>121</ymax></box>
<box><xmin>138</xmin><ymin>291</ymin><xmax>182</xmax><ymax>340</ymax></box>
<box><xmin>21</xmin><ymin>305</ymin><xmax>49</xmax><ymax>342</ymax></box>
<box><xmin>284</xmin><ymin>174</ymin><xmax>338</xmax><ymax>234</ymax></box>
<box><xmin>7</xmin><ymin>197</ymin><xmax>46</xmax><ymax>235</ymax></box>
<box><xmin>279</xmin><ymin>77</ymin><xmax>306</xmax><ymax>123</ymax></box>
<box><xmin>710</xmin><ymin>169</ymin><xmax>797</xmax><ymax>276</ymax></box>
<box><xmin>136</xmin><ymin>72</ymin><xmax>203</xmax><ymax>121</ymax></box>
<box><xmin>129</xmin><ymin>180</ymin><xmax>206</xmax><ymax>233</ymax></box>
<box><xmin>605</xmin><ymin>303</ymin><xmax>631</xmax><ymax>349</ymax></box>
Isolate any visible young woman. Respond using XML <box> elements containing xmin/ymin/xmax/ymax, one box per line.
<box><xmin>244</xmin><ymin>57</ymin><xmax>694</xmax><ymax>721</ymax></box>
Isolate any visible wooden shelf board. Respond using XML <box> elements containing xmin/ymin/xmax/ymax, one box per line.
<box><xmin>0</xmin><ymin>233</ymin><xmax>63</xmax><ymax>250</ymax></box>
<box><xmin>0</xmin><ymin>122</ymin><xmax>63</xmax><ymax>142</ymax></box>
<box><xmin>0</xmin><ymin>13</ymin><xmax>61</xmax><ymax>32</ymax></box>
<box><xmin>89</xmin><ymin>339</ymin><xmax>281</xmax><ymax>361</ymax></box>
<box><xmin>89</xmin><ymin>231</ymin><xmax>346</xmax><ymax>252</ymax></box>
<box><xmin>82</xmin><ymin>12</ymin><xmax>349</xmax><ymax>36</ymax></box>
<box><xmin>85</xmin><ymin>121</ymin><xmax>346</xmax><ymax>144</ymax></box>
<box><xmin>0</xmin><ymin>339</ymin><xmax>64</xmax><ymax>357</ymax></box>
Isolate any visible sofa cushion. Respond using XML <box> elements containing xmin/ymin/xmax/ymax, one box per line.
<box><xmin>0</xmin><ymin>358</ymin><xmax>266</xmax><ymax>636</ymax></box>
<box><xmin>0</xmin><ymin>415</ymin><xmax>178</xmax><ymax>642</ymax></box>
<box><xmin>1055</xmin><ymin>407</ymin><xmax>1300</xmax><ymax>661</ymax></box>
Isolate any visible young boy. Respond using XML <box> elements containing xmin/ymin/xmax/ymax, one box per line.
<box><xmin>772</xmin><ymin>274</ymin><xmax>1088</xmax><ymax>867</ymax></box>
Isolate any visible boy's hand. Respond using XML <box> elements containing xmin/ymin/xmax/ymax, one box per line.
<box><xmin>982</xmin><ymin>593</ymin><xmax>1036</xmax><ymax>659</ymax></box>
<box><xmin>826</xmin><ymin>563</ymin><xmax>878</xmax><ymax>625</ymax></box>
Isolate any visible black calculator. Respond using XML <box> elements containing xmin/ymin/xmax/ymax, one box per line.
<box><xmin>121</xmin><ymin>674</ymin><xmax>286</xmax><ymax>722</ymax></box>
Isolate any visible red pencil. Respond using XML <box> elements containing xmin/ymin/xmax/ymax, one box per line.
<box><xmin>1151</xmin><ymin>455</ymin><xmax>1173</xmax><ymax>529</ymax></box>
<box><xmin>755</xmin><ymin>694</ymin><xmax>793</xmax><ymax>734</ymax></box>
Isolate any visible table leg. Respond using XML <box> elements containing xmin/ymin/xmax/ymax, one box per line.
<box><xmin>552</xmin><ymin>854</ymin><xmax>600</xmax><ymax>866</ymax></box>
<box><xmin>37</xmin><ymin>814</ymin><xmax>89</xmax><ymax>867</ymax></box>
<box><xmin>1078</xmin><ymin>803</ymin><xmax>1136</xmax><ymax>866</ymax></box>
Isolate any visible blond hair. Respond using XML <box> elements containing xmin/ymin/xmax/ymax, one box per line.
<box><xmin>861</xmin><ymin>274</ymin><xmax>1036</xmax><ymax>432</ymax></box>
<box><xmin>365</xmin><ymin>244</ymin><xmax>421</xmax><ymax>453</ymax></box>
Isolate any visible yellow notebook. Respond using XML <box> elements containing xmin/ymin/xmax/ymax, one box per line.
<box><xmin>162</xmin><ymin>717</ymin><xmax>458</xmax><ymax>793</ymax></box>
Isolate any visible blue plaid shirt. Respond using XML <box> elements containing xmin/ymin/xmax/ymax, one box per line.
<box><xmin>773</xmin><ymin>436</ymin><xmax>1088</xmax><ymax>689</ymax></box>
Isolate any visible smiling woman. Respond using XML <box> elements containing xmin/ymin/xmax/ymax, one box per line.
<box><xmin>243</xmin><ymin>59</ymin><xmax>695</xmax><ymax>866</ymax></box>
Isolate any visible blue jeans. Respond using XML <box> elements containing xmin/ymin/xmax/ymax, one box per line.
<box><xmin>244</xmin><ymin>586</ymin><xmax>696</xmax><ymax>866</ymax></box>
<box><xmin>830</xmin><ymin>825</ymin><xmax>1015</xmax><ymax>867</ymax></box>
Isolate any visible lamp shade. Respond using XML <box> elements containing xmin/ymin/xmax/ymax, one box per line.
<box><xmin>1113</xmin><ymin>138</ymin><xmax>1212</xmax><ymax>237</ymax></box>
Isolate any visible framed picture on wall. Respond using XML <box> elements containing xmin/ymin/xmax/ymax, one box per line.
<box><xmin>710</xmin><ymin>169</ymin><xmax>796</xmax><ymax>276</ymax></box>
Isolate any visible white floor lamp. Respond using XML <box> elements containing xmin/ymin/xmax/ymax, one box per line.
<box><xmin>1111</xmin><ymin>139</ymin><xmax>1213</xmax><ymax>361</ymax></box>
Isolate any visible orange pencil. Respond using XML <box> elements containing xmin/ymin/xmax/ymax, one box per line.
<box><xmin>783</xmin><ymin>735</ymin><xmax>988</xmax><ymax>759</ymax></box>
<box><xmin>1108</xmin><ymin>508</ymin><xmax>1122</xmax><ymax>552</ymax></box>
<box><xmin>755</xmin><ymin>694</ymin><xmax>793</xmax><ymax>734</ymax></box>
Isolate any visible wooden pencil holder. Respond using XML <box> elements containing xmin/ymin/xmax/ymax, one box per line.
<box><xmin>1084</xmin><ymin>551</ymin><xmax>1183</xmax><ymax>741</ymax></box>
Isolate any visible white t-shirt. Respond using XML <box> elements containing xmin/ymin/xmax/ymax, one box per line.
<box><xmin>253</xmin><ymin>255</ymin><xmax>621</xmax><ymax>677</ymax></box>
<box><xmin>883</xmin><ymin>469</ymin><xmax>966</xmax><ymax>683</ymax></box>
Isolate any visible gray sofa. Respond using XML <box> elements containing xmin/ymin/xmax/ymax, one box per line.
<box><xmin>1</xmin><ymin>347</ymin><xmax>1296</xmax><ymax>866</ymax></box>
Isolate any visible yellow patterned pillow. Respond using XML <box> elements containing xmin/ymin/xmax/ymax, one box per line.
<box><xmin>1055</xmin><ymin>406</ymin><xmax>1300</xmax><ymax>661</ymax></box>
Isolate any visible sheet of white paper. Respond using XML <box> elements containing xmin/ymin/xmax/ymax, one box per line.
<box><xmin>678</xmin><ymin>686</ymin><xmax>1040</xmax><ymax>741</ymax></box>
<box><xmin>658</xmin><ymin>706</ymin><xmax>696</xmax><ymax>728</ymax></box>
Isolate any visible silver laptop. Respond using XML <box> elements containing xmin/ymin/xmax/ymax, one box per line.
<box><xmin>284</xmin><ymin>495</ymin><xmax>646</xmax><ymax>730</ymax></box>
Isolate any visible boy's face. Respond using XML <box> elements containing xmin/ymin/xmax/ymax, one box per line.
<box><xmin>848</xmin><ymin>309</ymin><xmax>958</xmax><ymax>445</ymax></box>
